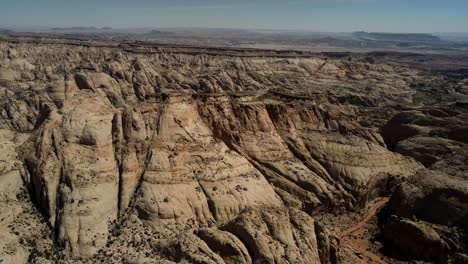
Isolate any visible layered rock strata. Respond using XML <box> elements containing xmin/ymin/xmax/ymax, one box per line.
<box><xmin>1</xmin><ymin>38</ymin><xmax>457</xmax><ymax>263</ymax></box>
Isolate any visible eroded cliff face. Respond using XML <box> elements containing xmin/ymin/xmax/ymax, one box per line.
<box><xmin>0</xmin><ymin>39</ymin><xmax>454</xmax><ymax>263</ymax></box>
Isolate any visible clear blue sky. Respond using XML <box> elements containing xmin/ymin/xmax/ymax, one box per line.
<box><xmin>1</xmin><ymin>0</ymin><xmax>467</xmax><ymax>33</ymax></box>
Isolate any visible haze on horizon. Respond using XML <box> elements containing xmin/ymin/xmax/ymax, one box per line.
<box><xmin>1</xmin><ymin>0</ymin><xmax>467</xmax><ymax>33</ymax></box>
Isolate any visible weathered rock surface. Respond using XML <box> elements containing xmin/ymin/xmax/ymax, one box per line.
<box><xmin>378</xmin><ymin>102</ymin><xmax>468</xmax><ymax>262</ymax></box>
<box><xmin>382</xmin><ymin>215</ymin><xmax>449</xmax><ymax>262</ymax></box>
<box><xmin>381</xmin><ymin>107</ymin><xmax>468</xmax><ymax>179</ymax></box>
<box><xmin>0</xmin><ymin>37</ymin><xmax>466</xmax><ymax>263</ymax></box>
<box><xmin>379</xmin><ymin>171</ymin><xmax>468</xmax><ymax>262</ymax></box>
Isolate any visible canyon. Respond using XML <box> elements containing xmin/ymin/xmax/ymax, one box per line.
<box><xmin>0</xmin><ymin>36</ymin><xmax>467</xmax><ymax>263</ymax></box>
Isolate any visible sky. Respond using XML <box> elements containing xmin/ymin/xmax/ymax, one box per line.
<box><xmin>0</xmin><ymin>0</ymin><xmax>467</xmax><ymax>33</ymax></box>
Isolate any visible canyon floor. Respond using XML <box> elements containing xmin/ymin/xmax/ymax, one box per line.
<box><xmin>0</xmin><ymin>36</ymin><xmax>467</xmax><ymax>264</ymax></box>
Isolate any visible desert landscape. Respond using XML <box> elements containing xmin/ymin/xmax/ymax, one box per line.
<box><xmin>0</xmin><ymin>30</ymin><xmax>466</xmax><ymax>264</ymax></box>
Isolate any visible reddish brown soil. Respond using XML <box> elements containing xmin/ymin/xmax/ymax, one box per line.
<box><xmin>340</xmin><ymin>198</ymin><xmax>390</xmax><ymax>264</ymax></box>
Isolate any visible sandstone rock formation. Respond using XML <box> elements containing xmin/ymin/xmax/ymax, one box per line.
<box><xmin>378</xmin><ymin>171</ymin><xmax>468</xmax><ymax>262</ymax></box>
<box><xmin>0</xmin><ymin>37</ymin><xmax>466</xmax><ymax>263</ymax></box>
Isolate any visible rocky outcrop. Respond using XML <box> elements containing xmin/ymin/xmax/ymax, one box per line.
<box><xmin>381</xmin><ymin>107</ymin><xmax>468</xmax><ymax>179</ymax></box>
<box><xmin>386</xmin><ymin>171</ymin><xmax>468</xmax><ymax>228</ymax></box>
<box><xmin>0</xmin><ymin>38</ymin><xmax>458</xmax><ymax>263</ymax></box>
<box><xmin>199</xmin><ymin>98</ymin><xmax>419</xmax><ymax>211</ymax></box>
<box><xmin>0</xmin><ymin>130</ymin><xmax>30</xmax><ymax>263</ymax></box>
<box><xmin>221</xmin><ymin>208</ymin><xmax>324</xmax><ymax>264</ymax></box>
<box><xmin>379</xmin><ymin>171</ymin><xmax>468</xmax><ymax>262</ymax></box>
<box><xmin>22</xmin><ymin>94</ymin><xmax>120</xmax><ymax>257</ymax></box>
<box><xmin>374</xmin><ymin>71</ymin><xmax>468</xmax><ymax>263</ymax></box>
<box><xmin>382</xmin><ymin>215</ymin><xmax>449</xmax><ymax>262</ymax></box>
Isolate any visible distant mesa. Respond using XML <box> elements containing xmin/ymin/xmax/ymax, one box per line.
<box><xmin>147</xmin><ymin>30</ymin><xmax>175</xmax><ymax>36</ymax></box>
<box><xmin>50</xmin><ymin>26</ymin><xmax>113</xmax><ymax>32</ymax></box>
<box><xmin>353</xmin><ymin>31</ymin><xmax>441</xmax><ymax>43</ymax></box>
<box><xmin>0</xmin><ymin>29</ymin><xmax>14</xmax><ymax>35</ymax></box>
